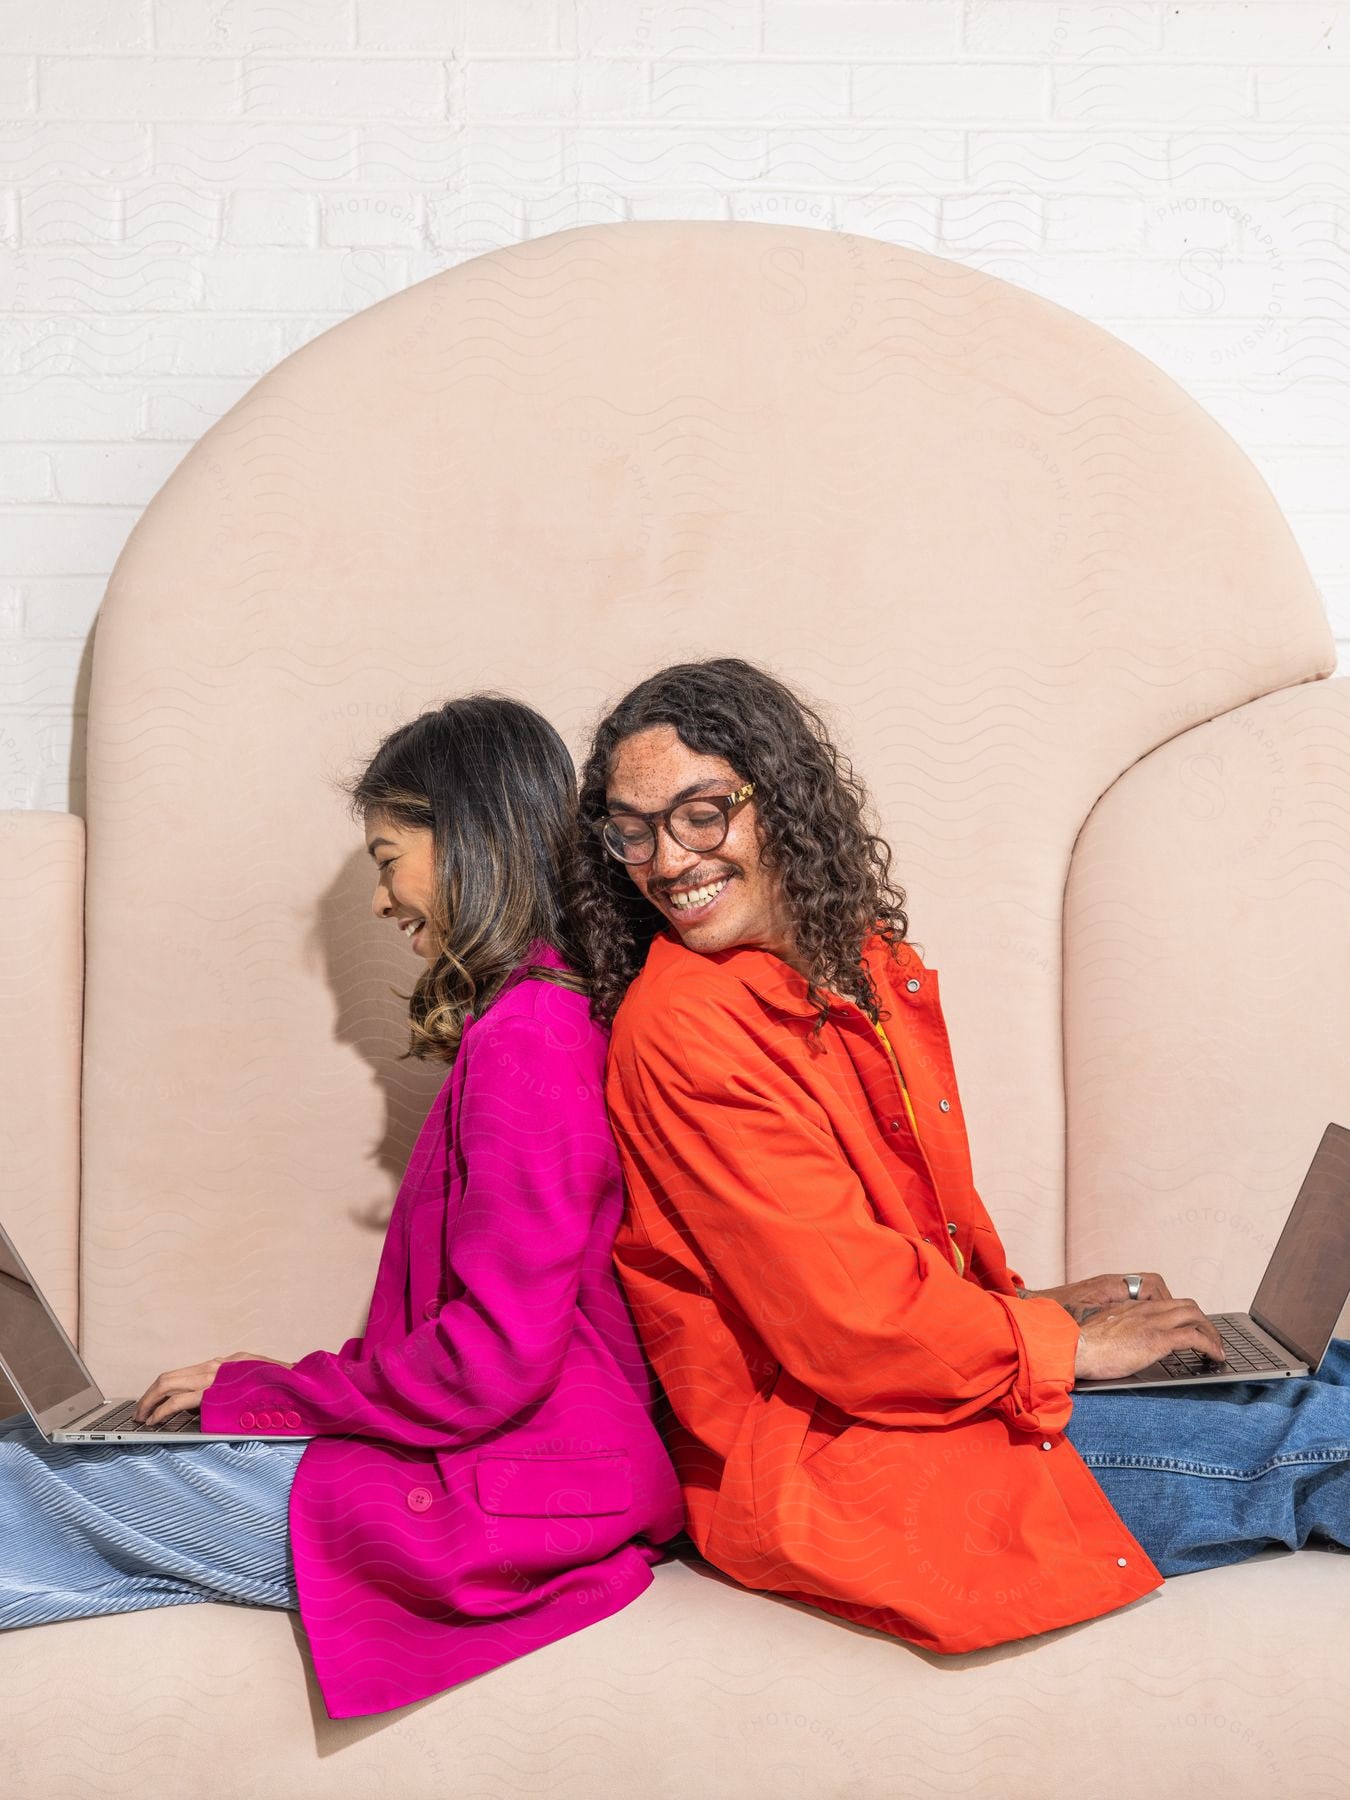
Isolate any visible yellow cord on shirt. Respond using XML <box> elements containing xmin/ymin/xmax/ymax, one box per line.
<box><xmin>871</xmin><ymin>1018</ymin><xmax>965</xmax><ymax>1277</ymax></box>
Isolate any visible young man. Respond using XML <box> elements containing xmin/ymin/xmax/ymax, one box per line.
<box><xmin>575</xmin><ymin>655</ymin><xmax>1350</xmax><ymax>1654</ymax></box>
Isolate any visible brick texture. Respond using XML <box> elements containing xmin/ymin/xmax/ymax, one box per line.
<box><xmin>0</xmin><ymin>0</ymin><xmax>1344</xmax><ymax>806</ymax></box>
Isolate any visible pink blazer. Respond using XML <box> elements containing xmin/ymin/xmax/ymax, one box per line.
<box><xmin>200</xmin><ymin>941</ymin><xmax>685</xmax><ymax>1718</ymax></box>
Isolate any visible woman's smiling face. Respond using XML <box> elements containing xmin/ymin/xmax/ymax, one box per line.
<box><xmin>366</xmin><ymin>811</ymin><xmax>439</xmax><ymax>961</ymax></box>
<box><xmin>604</xmin><ymin>724</ymin><xmax>805</xmax><ymax>973</ymax></box>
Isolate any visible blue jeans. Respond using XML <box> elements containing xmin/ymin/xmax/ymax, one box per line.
<box><xmin>1063</xmin><ymin>1334</ymin><xmax>1350</xmax><ymax>1576</ymax></box>
<box><xmin>0</xmin><ymin>1412</ymin><xmax>308</xmax><ymax>1630</ymax></box>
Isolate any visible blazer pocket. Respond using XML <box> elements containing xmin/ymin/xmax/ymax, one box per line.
<box><xmin>473</xmin><ymin>1451</ymin><xmax>633</xmax><ymax>1517</ymax></box>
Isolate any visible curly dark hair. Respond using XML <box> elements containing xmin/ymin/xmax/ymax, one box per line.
<box><xmin>575</xmin><ymin>657</ymin><xmax>917</xmax><ymax>1036</ymax></box>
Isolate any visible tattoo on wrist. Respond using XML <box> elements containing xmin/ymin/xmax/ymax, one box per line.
<box><xmin>1063</xmin><ymin>1303</ymin><xmax>1104</xmax><ymax>1326</ymax></box>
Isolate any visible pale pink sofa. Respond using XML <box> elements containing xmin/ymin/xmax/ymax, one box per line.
<box><xmin>5</xmin><ymin>221</ymin><xmax>1350</xmax><ymax>1797</ymax></box>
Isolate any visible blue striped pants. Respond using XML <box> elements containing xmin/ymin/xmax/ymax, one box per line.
<box><xmin>0</xmin><ymin>1412</ymin><xmax>308</xmax><ymax>1630</ymax></box>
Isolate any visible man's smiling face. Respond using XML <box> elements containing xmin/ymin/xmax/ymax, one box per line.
<box><xmin>604</xmin><ymin>724</ymin><xmax>804</xmax><ymax>971</ymax></box>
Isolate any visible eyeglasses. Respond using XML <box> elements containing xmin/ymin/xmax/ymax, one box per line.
<box><xmin>593</xmin><ymin>781</ymin><xmax>756</xmax><ymax>866</ymax></box>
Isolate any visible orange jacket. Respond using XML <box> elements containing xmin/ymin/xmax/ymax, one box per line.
<box><xmin>604</xmin><ymin>926</ymin><xmax>1164</xmax><ymax>1653</ymax></box>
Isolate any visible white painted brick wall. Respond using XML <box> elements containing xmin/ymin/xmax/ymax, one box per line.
<box><xmin>1</xmin><ymin>0</ymin><xmax>1347</xmax><ymax>812</ymax></box>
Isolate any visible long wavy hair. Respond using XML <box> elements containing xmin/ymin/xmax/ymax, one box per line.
<box><xmin>338</xmin><ymin>694</ymin><xmax>590</xmax><ymax>1065</ymax></box>
<box><xmin>575</xmin><ymin>657</ymin><xmax>916</xmax><ymax>1036</ymax></box>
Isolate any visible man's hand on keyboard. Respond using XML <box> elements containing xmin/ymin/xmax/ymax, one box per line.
<box><xmin>1020</xmin><ymin>1271</ymin><xmax>1173</xmax><ymax>1313</ymax></box>
<box><xmin>133</xmin><ymin>1350</ymin><xmax>294</xmax><ymax>1427</ymax></box>
<box><xmin>1071</xmin><ymin>1300</ymin><xmax>1227</xmax><ymax>1382</ymax></box>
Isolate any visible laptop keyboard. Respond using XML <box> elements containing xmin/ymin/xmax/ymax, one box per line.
<box><xmin>1153</xmin><ymin>1313</ymin><xmax>1290</xmax><ymax>1380</ymax></box>
<box><xmin>83</xmin><ymin>1399</ymin><xmax>202</xmax><ymax>1434</ymax></box>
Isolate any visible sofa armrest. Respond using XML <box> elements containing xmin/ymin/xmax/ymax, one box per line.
<box><xmin>1065</xmin><ymin>675</ymin><xmax>1350</xmax><ymax>1321</ymax></box>
<box><xmin>0</xmin><ymin>810</ymin><xmax>84</xmax><ymax>1414</ymax></box>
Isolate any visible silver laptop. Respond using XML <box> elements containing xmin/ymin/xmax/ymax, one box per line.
<box><xmin>0</xmin><ymin>1218</ymin><xmax>311</xmax><ymax>1443</ymax></box>
<box><xmin>1075</xmin><ymin>1120</ymin><xmax>1350</xmax><ymax>1392</ymax></box>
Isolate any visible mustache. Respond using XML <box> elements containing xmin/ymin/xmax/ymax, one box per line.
<box><xmin>653</xmin><ymin>868</ymin><xmax>738</xmax><ymax>898</ymax></box>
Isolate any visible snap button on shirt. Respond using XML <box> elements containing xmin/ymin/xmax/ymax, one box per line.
<box><xmin>1041</xmin><ymin>1441</ymin><xmax>1052</xmax><ymax>1451</ymax></box>
<box><xmin>906</xmin><ymin>978</ymin><xmax>921</xmax><ymax>991</ymax></box>
<box><xmin>423</xmin><ymin>1299</ymin><xmax>440</xmax><ymax>1320</ymax></box>
<box><xmin>407</xmin><ymin>1487</ymin><xmax>433</xmax><ymax>1513</ymax></box>
<box><xmin>939</xmin><ymin>1099</ymin><xmax>951</xmax><ymax>1112</ymax></box>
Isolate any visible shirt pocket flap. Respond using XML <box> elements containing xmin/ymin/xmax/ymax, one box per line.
<box><xmin>473</xmin><ymin>1451</ymin><xmax>633</xmax><ymax>1517</ymax></box>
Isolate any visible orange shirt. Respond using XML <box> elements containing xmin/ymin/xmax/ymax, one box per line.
<box><xmin>605</xmin><ymin>926</ymin><xmax>1163</xmax><ymax>1655</ymax></box>
<box><xmin>871</xmin><ymin>1018</ymin><xmax>963</xmax><ymax>1277</ymax></box>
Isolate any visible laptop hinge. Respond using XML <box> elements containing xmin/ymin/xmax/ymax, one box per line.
<box><xmin>1248</xmin><ymin>1307</ymin><xmax>1316</xmax><ymax>1370</ymax></box>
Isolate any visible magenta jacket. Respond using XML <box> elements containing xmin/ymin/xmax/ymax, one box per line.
<box><xmin>199</xmin><ymin>941</ymin><xmax>685</xmax><ymax>1718</ymax></box>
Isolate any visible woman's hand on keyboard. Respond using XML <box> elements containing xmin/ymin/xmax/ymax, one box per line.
<box><xmin>1071</xmin><ymin>1299</ymin><xmax>1227</xmax><ymax>1382</ymax></box>
<box><xmin>133</xmin><ymin>1350</ymin><xmax>294</xmax><ymax>1427</ymax></box>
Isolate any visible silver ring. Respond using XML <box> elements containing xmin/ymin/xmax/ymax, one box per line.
<box><xmin>1124</xmin><ymin>1273</ymin><xmax>1143</xmax><ymax>1301</ymax></box>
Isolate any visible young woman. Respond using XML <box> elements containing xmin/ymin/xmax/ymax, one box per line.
<box><xmin>0</xmin><ymin>694</ymin><xmax>684</xmax><ymax>1718</ymax></box>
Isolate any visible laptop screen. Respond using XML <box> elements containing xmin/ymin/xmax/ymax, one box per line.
<box><xmin>0</xmin><ymin>1230</ymin><xmax>93</xmax><ymax>1418</ymax></box>
<box><xmin>1251</xmin><ymin>1121</ymin><xmax>1350</xmax><ymax>1369</ymax></box>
